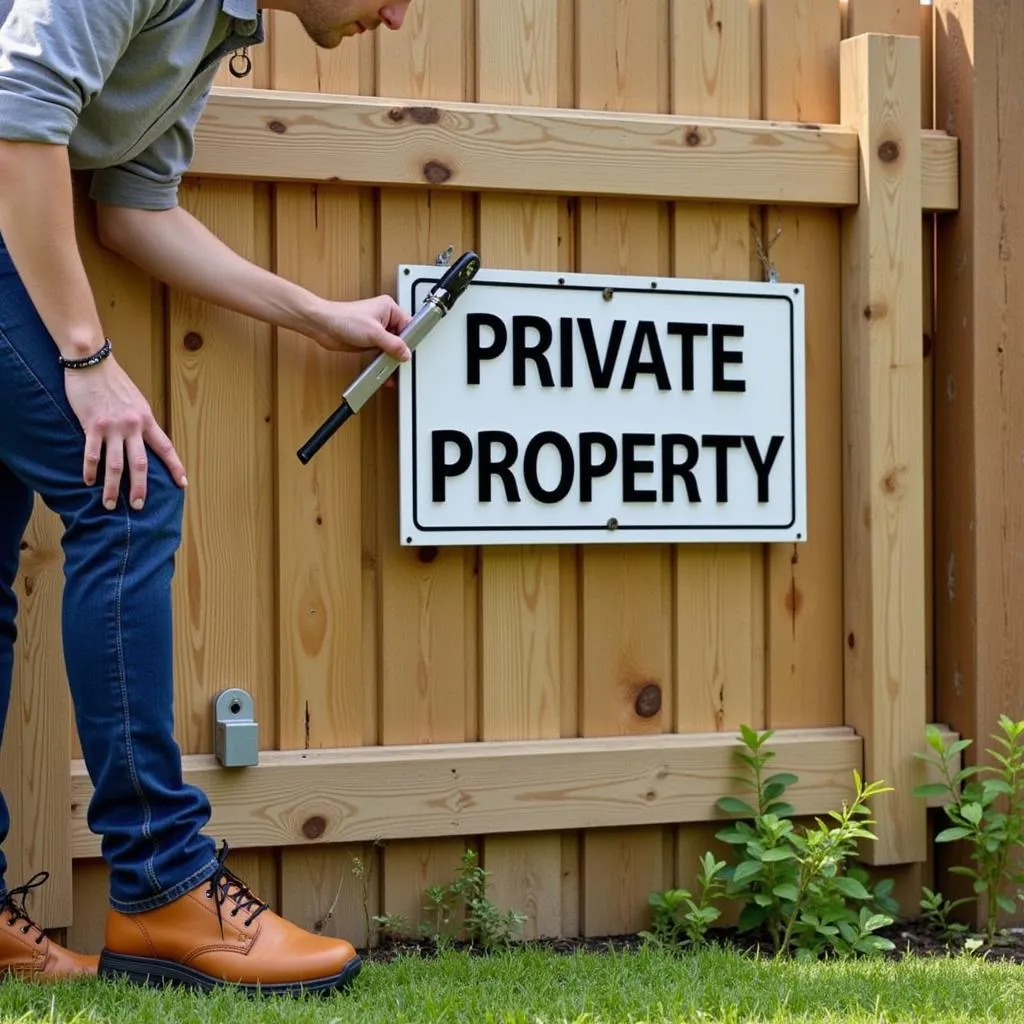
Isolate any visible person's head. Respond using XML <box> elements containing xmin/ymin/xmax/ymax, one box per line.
<box><xmin>264</xmin><ymin>1</ymin><xmax>412</xmax><ymax>48</ymax></box>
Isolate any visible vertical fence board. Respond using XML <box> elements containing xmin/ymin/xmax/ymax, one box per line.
<box><xmin>575</xmin><ymin>0</ymin><xmax>674</xmax><ymax>938</ymax></box>
<box><xmin>375</xmin><ymin>1</ymin><xmax>478</xmax><ymax>936</ymax></box>
<box><xmin>167</xmin><ymin>177</ymin><xmax>275</xmax><ymax>756</ymax></box>
<box><xmin>3</xmin><ymin>509</ymin><xmax>70</xmax><ymax>930</ymax></box>
<box><xmin>934</xmin><ymin>0</ymin><xmax>1024</xmax><ymax>927</ymax></box>
<box><xmin>475</xmin><ymin>0</ymin><xmax>569</xmax><ymax>942</ymax></box>
<box><xmin>671</xmin><ymin>0</ymin><xmax>764</xmax><ymax>738</ymax></box>
<box><xmin>917</xmin><ymin>0</ymin><xmax>935</xmax><ymax>729</ymax></box>
<box><xmin>669</xmin><ymin>0</ymin><xmax>762</xmax><ymax>929</ymax></box>
<box><xmin>847</xmin><ymin>0</ymin><xmax>921</xmax><ymax>38</ymax></box>
<box><xmin>268</xmin><ymin>17</ymin><xmax>381</xmax><ymax>946</ymax></box>
<box><xmin>840</xmin><ymin>32</ymin><xmax>926</xmax><ymax>865</ymax></box>
<box><xmin>762</xmin><ymin>0</ymin><xmax>844</xmax><ymax>731</ymax></box>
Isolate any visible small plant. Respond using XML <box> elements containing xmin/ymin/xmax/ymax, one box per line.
<box><xmin>371</xmin><ymin>911</ymin><xmax>412</xmax><ymax>942</ymax></box>
<box><xmin>918</xmin><ymin>886</ymin><xmax>971</xmax><ymax>943</ymax></box>
<box><xmin>642</xmin><ymin>852</ymin><xmax>727</xmax><ymax>949</ymax></box>
<box><xmin>417</xmin><ymin>849</ymin><xmax>527</xmax><ymax>951</ymax></box>
<box><xmin>713</xmin><ymin>725</ymin><xmax>897</xmax><ymax>959</ymax></box>
<box><xmin>350</xmin><ymin>852</ymin><xmax>375</xmax><ymax>947</ymax></box>
<box><xmin>914</xmin><ymin>717</ymin><xmax>1024</xmax><ymax>944</ymax></box>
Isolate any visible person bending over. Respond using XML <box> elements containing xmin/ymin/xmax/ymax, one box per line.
<box><xmin>0</xmin><ymin>0</ymin><xmax>412</xmax><ymax>995</ymax></box>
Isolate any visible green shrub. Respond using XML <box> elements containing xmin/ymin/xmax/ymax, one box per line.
<box><xmin>642</xmin><ymin>852</ymin><xmax>727</xmax><ymax>949</ymax></box>
<box><xmin>914</xmin><ymin>717</ymin><xmax>1024</xmax><ymax>944</ymax></box>
<box><xmin>711</xmin><ymin>725</ymin><xmax>897</xmax><ymax>959</ymax></box>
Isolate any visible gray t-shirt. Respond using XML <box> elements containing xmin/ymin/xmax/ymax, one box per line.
<box><xmin>0</xmin><ymin>0</ymin><xmax>263</xmax><ymax>209</ymax></box>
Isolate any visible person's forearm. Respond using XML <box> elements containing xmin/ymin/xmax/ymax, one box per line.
<box><xmin>0</xmin><ymin>142</ymin><xmax>107</xmax><ymax>359</ymax></box>
<box><xmin>97</xmin><ymin>203</ymin><xmax>328</xmax><ymax>341</ymax></box>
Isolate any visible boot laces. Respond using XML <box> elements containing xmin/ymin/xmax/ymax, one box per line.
<box><xmin>2</xmin><ymin>871</ymin><xmax>47</xmax><ymax>945</ymax></box>
<box><xmin>206</xmin><ymin>842</ymin><xmax>269</xmax><ymax>937</ymax></box>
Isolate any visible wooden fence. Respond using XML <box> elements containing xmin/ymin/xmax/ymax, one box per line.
<box><xmin>8</xmin><ymin>0</ymin><xmax>1009</xmax><ymax>951</ymax></box>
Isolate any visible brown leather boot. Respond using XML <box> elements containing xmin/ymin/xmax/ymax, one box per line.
<box><xmin>98</xmin><ymin>843</ymin><xmax>361</xmax><ymax>995</ymax></box>
<box><xmin>0</xmin><ymin>872</ymin><xmax>97</xmax><ymax>981</ymax></box>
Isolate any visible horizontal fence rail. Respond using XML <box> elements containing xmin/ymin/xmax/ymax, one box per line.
<box><xmin>69</xmin><ymin>727</ymin><xmax>959</xmax><ymax>859</ymax></box>
<box><xmin>190</xmin><ymin>88</ymin><xmax>959</xmax><ymax>212</ymax></box>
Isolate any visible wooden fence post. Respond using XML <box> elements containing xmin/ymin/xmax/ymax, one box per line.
<box><xmin>839</xmin><ymin>32</ymin><xmax>927</xmax><ymax>866</ymax></box>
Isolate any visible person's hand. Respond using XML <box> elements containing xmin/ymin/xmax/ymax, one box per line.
<box><xmin>64</xmin><ymin>356</ymin><xmax>187</xmax><ymax>511</ymax></box>
<box><xmin>310</xmin><ymin>295</ymin><xmax>412</xmax><ymax>362</ymax></box>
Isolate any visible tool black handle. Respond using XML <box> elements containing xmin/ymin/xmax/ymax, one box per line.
<box><xmin>297</xmin><ymin>402</ymin><xmax>353</xmax><ymax>465</ymax></box>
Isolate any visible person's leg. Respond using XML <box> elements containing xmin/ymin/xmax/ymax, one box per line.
<box><xmin>0</xmin><ymin>238</ymin><xmax>218</xmax><ymax>911</ymax></box>
<box><xmin>0</xmin><ymin>460</ymin><xmax>35</xmax><ymax>897</ymax></box>
<box><xmin>0</xmin><ymin>235</ymin><xmax>361</xmax><ymax>994</ymax></box>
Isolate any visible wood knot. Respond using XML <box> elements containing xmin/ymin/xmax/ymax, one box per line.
<box><xmin>388</xmin><ymin>106</ymin><xmax>440</xmax><ymax>124</ymax></box>
<box><xmin>417</xmin><ymin>546</ymin><xmax>439</xmax><ymax>564</ymax></box>
<box><xmin>423</xmin><ymin>161</ymin><xmax>452</xmax><ymax>185</ymax></box>
<box><xmin>183</xmin><ymin>332</ymin><xmax>203</xmax><ymax>352</ymax></box>
<box><xmin>881</xmin><ymin>465</ymin><xmax>906</xmax><ymax>496</ymax></box>
<box><xmin>302</xmin><ymin>815</ymin><xmax>327</xmax><ymax>840</ymax></box>
<box><xmin>877</xmin><ymin>140</ymin><xmax>900</xmax><ymax>163</ymax></box>
<box><xmin>685</xmin><ymin>129</ymin><xmax>702</xmax><ymax>147</ymax></box>
<box><xmin>862</xmin><ymin>302</ymin><xmax>888</xmax><ymax>321</ymax></box>
<box><xmin>848</xmin><ymin>632</ymin><xmax>856</xmax><ymax>649</ymax></box>
<box><xmin>267</xmin><ymin>120</ymin><xmax>288</xmax><ymax>135</ymax></box>
<box><xmin>634</xmin><ymin>683</ymin><xmax>662</xmax><ymax>719</ymax></box>
<box><xmin>784</xmin><ymin>585</ymin><xmax>804</xmax><ymax>616</ymax></box>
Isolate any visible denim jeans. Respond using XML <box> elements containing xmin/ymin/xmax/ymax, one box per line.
<box><xmin>0</xmin><ymin>233</ymin><xmax>219</xmax><ymax>913</ymax></box>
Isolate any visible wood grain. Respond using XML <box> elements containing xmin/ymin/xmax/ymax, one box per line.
<box><xmin>267</xmin><ymin>11</ymin><xmax>381</xmax><ymax>948</ymax></box>
<box><xmin>0</xmin><ymin>504</ymin><xmax>71</xmax><ymax>930</ymax></box>
<box><xmin>840</xmin><ymin>32</ymin><xmax>927</xmax><ymax>865</ymax></box>
<box><xmin>475</xmin><ymin>0</ymin><xmax>570</xmax><ymax>942</ymax></box>
<box><xmin>69</xmin><ymin>728</ymin><xmax>862</xmax><ymax>856</ymax></box>
<box><xmin>847</xmin><ymin>0</ymin><xmax>921</xmax><ymax>38</ymax></box>
<box><xmin>374</xmin><ymin>0</ymin><xmax>477</xmax><ymax>936</ymax></box>
<box><xmin>575</xmin><ymin>0</ymin><xmax>675</xmax><ymax>939</ymax></box>
<box><xmin>761</xmin><ymin>0</ymin><xmax>844</xmax><ymax>730</ymax></box>
<box><xmin>189</xmin><ymin>87</ymin><xmax>958</xmax><ymax>212</ymax></box>
<box><xmin>166</xmin><ymin>180</ymin><xmax>275</xmax><ymax>755</ymax></box>
<box><xmin>672</xmin><ymin>0</ymin><xmax>764</xmax><ymax>738</ymax></box>
<box><xmin>934</xmin><ymin>0</ymin><xmax>1024</xmax><ymax>928</ymax></box>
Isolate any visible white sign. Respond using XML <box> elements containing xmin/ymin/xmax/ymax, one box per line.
<box><xmin>397</xmin><ymin>266</ymin><xmax>806</xmax><ymax>547</ymax></box>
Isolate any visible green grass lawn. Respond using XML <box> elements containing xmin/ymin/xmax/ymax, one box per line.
<box><xmin>1</xmin><ymin>945</ymin><xmax>1021</xmax><ymax>1024</ymax></box>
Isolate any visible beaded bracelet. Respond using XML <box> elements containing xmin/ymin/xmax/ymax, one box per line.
<box><xmin>59</xmin><ymin>337</ymin><xmax>113</xmax><ymax>370</ymax></box>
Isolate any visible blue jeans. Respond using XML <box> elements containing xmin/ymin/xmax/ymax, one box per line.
<box><xmin>0</xmin><ymin>234</ymin><xmax>219</xmax><ymax>913</ymax></box>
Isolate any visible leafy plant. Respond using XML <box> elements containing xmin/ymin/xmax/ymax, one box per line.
<box><xmin>918</xmin><ymin>886</ymin><xmax>971</xmax><ymax>943</ymax></box>
<box><xmin>914</xmin><ymin>717</ymin><xmax>1024</xmax><ymax>944</ymax></box>
<box><xmin>371</xmin><ymin>911</ymin><xmax>412</xmax><ymax>942</ymax></box>
<box><xmin>417</xmin><ymin>849</ymin><xmax>527</xmax><ymax>951</ymax></box>
<box><xmin>714</xmin><ymin>725</ymin><xmax>897</xmax><ymax>959</ymax></box>
<box><xmin>642</xmin><ymin>852</ymin><xmax>727</xmax><ymax>949</ymax></box>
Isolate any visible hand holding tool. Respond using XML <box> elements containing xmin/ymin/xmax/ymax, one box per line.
<box><xmin>297</xmin><ymin>250</ymin><xmax>481</xmax><ymax>464</ymax></box>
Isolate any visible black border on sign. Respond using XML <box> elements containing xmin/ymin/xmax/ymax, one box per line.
<box><xmin>408</xmin><ymin>277</ymin><xmax>798</xmax><ymax>536</ymax></box>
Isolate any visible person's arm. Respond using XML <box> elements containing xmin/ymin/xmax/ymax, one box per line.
<box><xmin>95</xmin><ymin>201</ymin><xmax>412</xmax><ymax>361</ymax></box>
<box><xmin>0</xmin><ymin>0</ymin><xmax>185</xmax><ymax>509</ymax></box>
<box><xmin>91</xmin><ymin>92</ymin><xmax>413</xmax><ymax>358</ymax></box>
